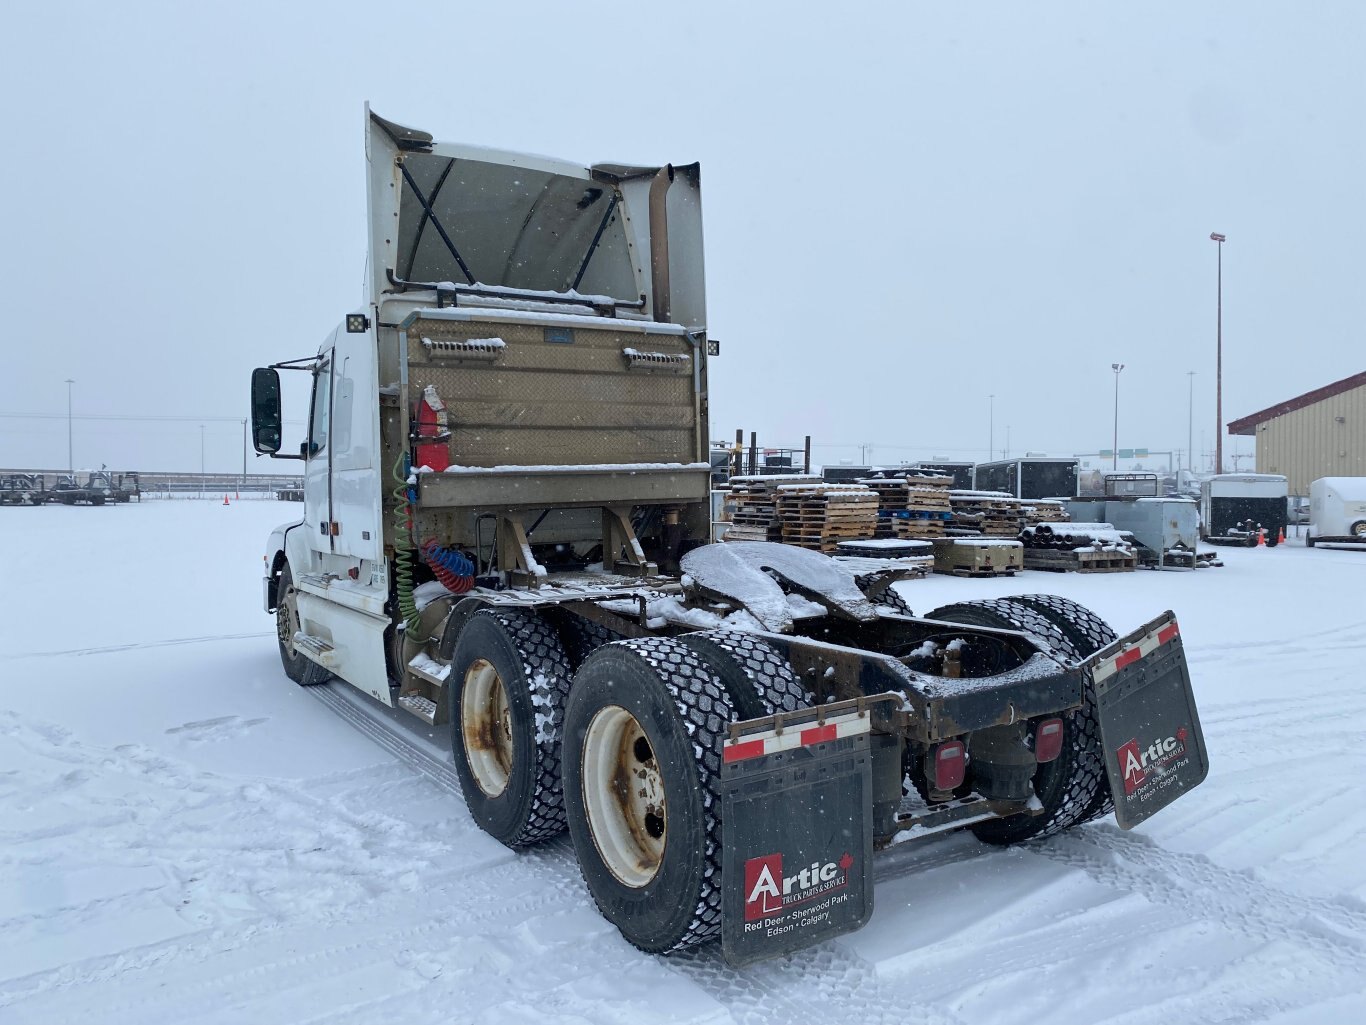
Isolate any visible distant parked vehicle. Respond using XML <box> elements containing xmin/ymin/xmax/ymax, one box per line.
<box><xmin>1199</xmin><ymin>474</ymin><xmax>1288</xmax><ymax>546</ymax></box>
<box><xmin>0</xmin><ymin>473</ymin><xmax>46</xmax><ymax>505</ymax></box>
<box><xmin>47</xmin><ymin>472</ymin><xmax>112</xmax><ymax>506</ymax></box>
<box><xmin>1306</xmin><ymin>477</ymin><xmax>1366</xmax><ymax>546</ymax></box>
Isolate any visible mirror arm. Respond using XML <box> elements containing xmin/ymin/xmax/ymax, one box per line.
<box><xmin>269</xmin><ymin>356</ymin><xmax>323</xmax><ymax>371</ymax></box>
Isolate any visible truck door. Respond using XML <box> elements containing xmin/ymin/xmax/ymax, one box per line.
<box><xmin>303</xmin><ymin>347</ymin><xmax>335</xmax><ymax>561</ymax></box>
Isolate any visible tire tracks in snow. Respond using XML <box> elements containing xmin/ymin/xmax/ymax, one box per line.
<box><xmin>5</xmin><ymin>870</ymin><xmax>584</xmax><ymax>1023</ymax></box>
<box><xmin>311</xmin><ymin>682</ymin><xmax>957</xmax><ymax>1025</ymax></box>
<box><xmin>4</xmin><ymin>631</ymin><xmax>273</xmax><ymax>661</ymax></box>
<box><xmin>1028</xmin><ymin>825</ymin><xmax>1366</xmax><ymax>973</ymax></box>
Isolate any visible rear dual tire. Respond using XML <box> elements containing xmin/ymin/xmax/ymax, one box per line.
<box><xmin>448</xmin><ymin>609</ymin><xmax>574</xmax><ymax>848</ymax></box>
<box><xmin>563</xmin><ymin>637</ymin><xmax>734</xmax><ymax>953</ymax></box>
<box><xmin>925</xmin><ymin>595</ymin><xmax>1116</xmax><ymax>844</ymax></box>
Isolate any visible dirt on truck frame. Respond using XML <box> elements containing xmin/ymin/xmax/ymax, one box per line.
<box><xmin>248</xmin><ymin>107</ymin><xmax>1210</xmax><ymax>965</ymax></box>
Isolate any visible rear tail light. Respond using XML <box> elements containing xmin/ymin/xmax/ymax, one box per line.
<box><xmin>933</xmin><ymin>741</ymin><xmax>966</xmax><ymax>790</ymax></box>
<box><xmin>1035</xmin><ymin>718</ymin><xmax>1064</xmax><ymax>763</ymax></box>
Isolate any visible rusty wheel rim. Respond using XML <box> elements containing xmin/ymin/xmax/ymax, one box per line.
<box><xmin>462</xmin><ymin>659</ymin><xmax>513</xmax><ymax>798</ymax></box>
<box><xmin>581</xmin><ymin>705</ymin><xmax>667</xmax><ymax>888</ymax></box>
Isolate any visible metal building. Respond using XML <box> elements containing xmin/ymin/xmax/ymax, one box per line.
<box><xmin>1227</xmin><ymin>370</ymin><xmax>1366</xmax><ymax>494</ymax></box>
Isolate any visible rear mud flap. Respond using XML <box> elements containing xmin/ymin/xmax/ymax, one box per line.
<box><xmin>719</xmin><ymin>707</ymin><xmax>875</xmax><ymax>967</ymax></box>
<box><xmin>1086</xmin><ymin>611</ymin><xmax>1210</xmax><ymax>829</ymax></box>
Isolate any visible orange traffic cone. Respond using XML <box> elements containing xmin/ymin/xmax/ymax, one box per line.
<box><xmin>1256</xmin><ymin>528</ymin><xmax>1265</xmax><ymax>546</ymax></box>
<box><xmin>223</xmin><ymin>494</ymin><xmax>230</xmax><ymax>506</ymax></box>
<box><xmin>1278</xmin><ymin>527</ymin><xmax>1286</xmax><ymax>544</ymax></box>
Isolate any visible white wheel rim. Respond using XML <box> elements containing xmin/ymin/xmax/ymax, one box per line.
<box><xmin>1354</xmin><ymin>523</ymin><xmax>1366</xmax><ymax>538</ymax></box>
<box><xmin>581</xmin><ymin>705</ymin><xmax>667</xmax><ymax>888</ymax></box>
<box><xmin>462</xmin><ymin>659</ymin><xmax>513</xmax><ymax>798</ymax></box>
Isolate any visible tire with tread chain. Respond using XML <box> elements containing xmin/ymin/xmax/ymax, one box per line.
<box><xmin>276</xmin><ymin>564</ymin><xmax>332</xmax><ymax>686</ymax></box>
<box><xmin>679</xmin><ymin>630</ymin><xmax>809</xmax><ymax>720</ymax></box>
<box><xmin>925</xmin><ymin>598</ymin><xmax>1106</xmax><ymax>844</ymax></box>
<box><xmin>563</xmin><ymin>636</ymin><xmax>733</xmax><ymax>954</ymax></box>
<box><xmin>448</xmin><ymin>608</ymin><xmax>574</xmax><ymax>848</ymax></box>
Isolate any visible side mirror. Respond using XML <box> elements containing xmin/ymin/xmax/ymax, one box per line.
<box><xmin>251</xmin><ymin>368</ymin><xmax>283</xmax><ymax>454</ymax></box>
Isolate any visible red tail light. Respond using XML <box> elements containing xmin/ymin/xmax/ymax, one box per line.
<box><xmin>933</xmin><ymin>741</ymin><xmax>966</xmax><ymax>790</ymax></box>
<box><xmin>1035</xmin><ymin>719</ymin><xmax>1064</xmax><ymax>763</ymax></box>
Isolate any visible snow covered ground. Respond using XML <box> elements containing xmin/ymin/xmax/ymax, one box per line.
<box><xmin>2</xmin><ymin>500</ymin><xmax>1364</xmax><ymax>1024</ymax></box>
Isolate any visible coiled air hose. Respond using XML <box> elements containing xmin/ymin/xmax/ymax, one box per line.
<box><xmin>421</xmin><ymin>540</ymin><xmax>476</xmax><ymax>594</ymax></box>
<box><xmin>391</xmin><ymin>452</ymin><xmax>421</xmax><ymax>634</ymax></box>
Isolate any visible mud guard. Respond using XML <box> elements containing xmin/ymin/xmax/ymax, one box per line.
<box><xmin>1086</xmin><ymin>611</ymin><xmax>1210</xmax><ymax>829</ymax></box>
<box><xmin>719</xmin><ymin>705</ymin><xmax>875</xmax><ymax>966</ymax></box>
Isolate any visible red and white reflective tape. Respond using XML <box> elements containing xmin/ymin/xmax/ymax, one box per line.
<box><xmin>1091</xmin><ymin>620</ymin><xmax>1180</xmax><ymax>683</ymax></box>
<box><xmin>723</xmin><ymin>710</ymin><xmax>870</xmax><ymax>764</ymax></box>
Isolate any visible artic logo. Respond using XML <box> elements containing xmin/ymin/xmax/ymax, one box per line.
<box><xmin>744</xmin><ymin>854</ymin><xmax>785</xmax><ymax>921</ymax></box>
<box><xmin>743</xmin><ymin>852</ymin><xmax>854</xmax><ymax>921</ymax></box>
<box><xmin>1118</xmin><ymin>727</ymin><xmax>1189</xmax><ymax>795</ymax></box>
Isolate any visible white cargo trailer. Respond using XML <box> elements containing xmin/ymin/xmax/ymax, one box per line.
<box><xmin>1306</xmin><ymin>477</ymin><xmax>1366</xmax><ymax>545</ymax></box>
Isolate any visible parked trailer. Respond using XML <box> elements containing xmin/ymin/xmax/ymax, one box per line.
<box><xmin>1306</xmin><ymin>476</ymin><xmax>1366</xmax><ymax>546</ymax></box>
<box><xmin>1200</xmin><ymin>473</ymin><xmax>1288</xmax><ymax>546</ymax></box>
<box><xmin>248</xmin><ymin>110</ymin><xmax>1209</xmax><ymax>965</ymax></box>
<box><xmin>0</xmin><ymin>473</ymin><xmax>46</xmax><ymax>505</ymax></box>
<box><xmin>45</xmin><ymin>472</ymin><xmax>112</xmax><ymax>506</ymax></box>
<box><xmin>973</xmin><ymin>458</ymin><xmax>1078</xmax><ymax>500</ymax></box>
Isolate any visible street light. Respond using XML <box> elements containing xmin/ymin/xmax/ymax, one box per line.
<box><xmin>988</xmin><ymin>394</ymin><xmax>995</xmax><ymax>461</ymax></box>
<box><xmin>1111</xmin><ymin>363</ymin><xmax>1125</xmax><ymax>471</ymax></box>
<box><xmin>65</xmin><ymin>379</ymin><xmax>75</xmax><ymax>472</ymax></box>
<box><xmin>1186</xmin><ymin>370</ymin><xmax>1196</xmax><ymax>481</ymax></box>
<box><xmin>1210</xmin><ymin>232</ymin><xmax>1226</xmax><ymax>473</ymax></box>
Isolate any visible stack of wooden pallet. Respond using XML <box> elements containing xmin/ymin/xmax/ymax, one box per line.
<box><xmin>775</xmin><ymin>483</ymin><xmax>880</xmax><ymax>552</ymax></box>
<box><xmin>859</xmin><ymin>474</ymin><xmax>953</xmax><ymax>539</ymax></box>
<box><xmin>859</xmin><ymin>478</ymin><xmax>909</xmax><ymax>539</ymax></box>
<box><xmin>947</xmin><ymin>490</ymin><xmax>1022</xmax><ymax>537</ymax></box>
<box><xmin>724</xmin><ymin>474</ymin><xmax>824</xmax><ymax>542</ymax></box>
<box><xmin>903</xmin><ymin>474</ymin><xmax>954</xmax><ymax>538</ymax></box>
<box><xmin>1020</xmin><ymin>500</ymin><xmax>1070</xmax><ymax>527</ymax></box>
<box><xmin>723</xmin><ymin>474</ymin><xmax>821</xmax><ymax>542</ymax></box>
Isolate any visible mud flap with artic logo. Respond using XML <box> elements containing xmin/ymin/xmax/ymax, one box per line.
<box><xmin>719</xmin><ymin>707</ymin><xmax>875</xmax><ymax>966</ymax></box>
<box><xmin>1087</xmin><ymin>610</ymin><xmax>1210</xmax><ymax>829</ymax></box>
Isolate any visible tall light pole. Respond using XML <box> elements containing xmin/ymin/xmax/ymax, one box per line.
<box><xmin>1210</xmin><ymin>232</ymin><xmax>1226</xmax><ymax>473</ymax></box>
<box><xmin>988</xmin><ymin>394</ymin><xmax>995</xmax><ymax>462</ymax></box>
<box><xmin>1186</xmin><ymin>370</ymin><xmax>1196</xmax><ymax>483</ymax></box>
<box><xmin>1111</xmin><ymin>363</ymin><xmax>1125</xmax><ymax>470</ymax></box>
<box><xmin>65</xmin><ymin>379</ymin><xmax>75</xmax><ymax>471</ymax></box>
<box><xmin>200</xmin><ymin>425</ymin><xmax>206</xmax><ymax>498</ymax></box>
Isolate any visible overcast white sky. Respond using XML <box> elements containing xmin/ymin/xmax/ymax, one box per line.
<box><xmin>2</xmin><ymin>1</ymin><xmax>1362</xmax><ymax>475</ymax></box>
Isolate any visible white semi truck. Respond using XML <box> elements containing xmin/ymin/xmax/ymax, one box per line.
<box><xmin>250</xmin><ymin>109</ymin><xmax>1209</xmax><ymax>964</ymax></box>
